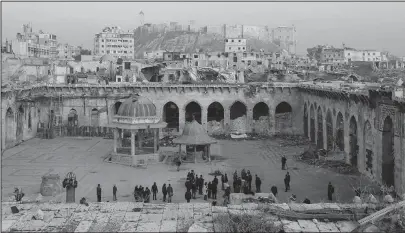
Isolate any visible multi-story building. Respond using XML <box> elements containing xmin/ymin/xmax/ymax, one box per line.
<box><xmin>225</xmin><ymin>38</ymin><xmax>247</xmax><ymax>53</ymax></box>
<box><xmin>11</xmin><ymin>23</ymin><xmax>57</xmax><ymax>58</ymax></box>
<box><xmin>93</xmin><ymin>26</ymin><xmax>135</xmax><ymax>60</ymax></box>
<box><xmin>272</xmin><ymin>26</ymin><xmax>297</xmax><ymax>54</ymax></box>
<box><xmin>343</xmin><ymin>49</ymin><xmax>386</xmax><ymax>62</ymax></box>
<box><xmin>320</xmin><ymin>48</ymin><xmax>345</xmax><ymax>65</ymax></box>
<box><xmin>57</xmin><ymin>43</ymin><xmax>81</xmax><ymax>59</ymax></box>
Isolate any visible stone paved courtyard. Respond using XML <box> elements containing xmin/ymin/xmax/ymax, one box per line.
<box><xmin>1</xmin><ymin>137</ymin><xmax>377</xmax><ymax>204</ymax></box>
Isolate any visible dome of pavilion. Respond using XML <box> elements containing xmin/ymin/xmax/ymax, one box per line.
<box><xmin>116</xmin><ymin>96</ymin><xmax>157</xmax><ymax>118</ymax></box>
<box><xmin>173</xmin><ymin>119</ymin><xmax>217</xmax><ymax>145</ymax></box>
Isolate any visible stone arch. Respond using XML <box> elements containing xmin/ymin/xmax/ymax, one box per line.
<box><xmin>114</xmin><ymin>101</ymin><xmax>123</xmax><ymax>115</ymax></box>
<box><xmin>230</xmin><ymin>101</ymin><xmax>247</xmax><ymax>133</ymax></box>
<box><xmin>16</xmin><ymin>105</ymin><xmax>24</xmax><ymax>142</ymax></box>
<box><xmin>275</xmin><ymin>101</ymin><xmax>293</xmax><ymax>134</ymax></box>
<box><xmin>68</xmin><ymin>109</ymin><xmax>78</xmax><ymax>126</ymax></box>
<box><xmin>382</xmin><ymin>116</ymin><xmax>395</xmax><ymax>187</ymax></box>
<box><xmin>364</xmin><ymin>120</ymin><xmax>374</xmax><ymax>175</ymax></box>
<box><xmin>163</xmin><ymin>101</ymin><xmax>179</xmax><ymax>131</ymax></box>
<box><xmin>6</xmin><ymin>107</ymin><xmax>14</xmax><ymax>143</ymax></box>
<box><xmin>91</xmin><ymin>108</ymin><xmax>99</xmax><ymax>127</ymax></box>
<box><xmin>326</xmin><ymin>109</ymin><xmax>333</xmax><ymax>150</ymax></box>
<box><xmin>185</xmin><ymin>101</ymin><xmax>202</xmax><ymax>123</ymax></box>
<box><xmin>310</xmin><ymin>104</ymin><xmax>315</xmax><ymax>142</ymax></box>
<box><xmin>304</xmin><ymin>103</ymin><xmax>308</xmax><ymax>138</ymax></box>
<box><xmin>207</xmin><ymin>102</ymin><xmax>224</xmax><ymax>134</ymax></box>
<box><xmin>317</xmin><ymin>106</ymin><xmax>324</xmax><ymax>149</ymax></box>
<box><xmin>252</xmin><ymin>102</ymin><xmax>270</xmax><ymax>134</ymax></box>
<box><xmin>335</xmin><ymin>112</ymin><xmax>344</xmax><ymax>151</ymax></box>
<box><xmin>349</xmin><ymin>116</ymin><xmax>359</xmax><ymax>167</ymax></box>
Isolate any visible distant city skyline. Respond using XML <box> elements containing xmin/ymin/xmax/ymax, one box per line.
<box><xmin>2</xmin><ymin>2</ymin><xmax>405</xmax><ymax>56</ymax></box>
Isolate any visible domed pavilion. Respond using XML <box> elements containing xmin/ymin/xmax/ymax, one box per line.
<box><xmin>173</xmin><ymin>116</ymin><xmax>217</xmax><ymax>163</ymax></box>
<box><xmin>110</xmin><ymin>95</ymin><xmax>167</xmax><ymax>166</ymax></box>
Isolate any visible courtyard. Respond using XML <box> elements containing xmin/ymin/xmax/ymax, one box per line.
<box><xmin>1</xmin><ymin>137</ymin><xmax>377</xmax><ymax>204</ymax></box>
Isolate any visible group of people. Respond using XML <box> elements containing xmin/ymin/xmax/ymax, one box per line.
<box><xmin>232</xmin><ymin>169</ymin><xmax>263</xmax><ymax>194</ymax></box>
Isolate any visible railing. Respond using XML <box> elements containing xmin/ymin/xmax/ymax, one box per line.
<box><xmin>113</xmin><ymin>116</ymin><xmax>161</xmax><ymax>124</ymax></box>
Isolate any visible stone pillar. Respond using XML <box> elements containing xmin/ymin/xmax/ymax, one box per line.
<box><xmin>394</xmin><ymin>136</ymin><xmax>402</xmax><ymax>194</ymax></box>
<box><xmin>179</xmin><ymin>108</ymin><xmax>186</xmax><ymax>134</ymax></box>
<box><xmin>323</xmin><ymin>116</ymin><xmax>327</xmax><ymax>150</ymax></box>
<box><xmin>307</xmin><ymin>111</ymin><xmax>311</xmax><ymax>139</ymax></box>
<box><xmin>154</xmin><ymin>128</ymin><xmax>158</xmax><ymax>153</ymax></box>
<box><xmin>202</xmin><ymin>107</ymin><xmax>208</xmax><ymax>132</ymax></box>
<box><xmin>138</xmin><ymin>130</ymin><xmax>143</xmax><ymax>149</ymax></box>
<box><xmin>268</xmin><ymin>104</ymin><xmax>276</xmax><ymax>135</ymax></box>
<box><xmin>194</xmin><ymin>145</ymin><xmax>197</xmax><ymax>164</ymax></box>
<box><xmin>179</xmin><ymin>145</ymin><xmax>182</xmax><ymax>162</ymax></box>
<box><xmin>113</xmin><ymin>128</ymin><xmax>118</xmax><ymax>153</ymax></box>
<box><xmin>246</xmin><ymin>108</ymin><xmax>253</xmax><ymax>133</ymax></box>
<box><xmin>131</xmin><ymin>131</ymin><xmax>136</xmax><ymax>166</ymax></box>
<box><xmin>314</xmin><ymin>109</ymin><xmax>318</xmax><ymax>145</ymax></box>
<box><xmin>117</xmin><ymin>129</ymin><xmax>122</xmax><ymax>148</ymax></box>
<box><xmin>357</xmin><ymin>123</ymin><xmax>365</xmax><ymax>173</ymax></box>
<box><xmin>224</xmin><ymin>108</ymin><xmax>231</xmax><ymax>133</ymax></box>
<box><xmin>344</xmin><ymin>119</ymin><xmax>350</xmax><ymax>164</ymax></box>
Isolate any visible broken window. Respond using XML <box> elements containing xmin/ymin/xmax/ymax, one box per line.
<box><xmin>194</xmin><ymin>55</ymin><xmax>198</xmax><ymax>58</ymax></box>
<box><xmin>233</xmin><ymin>57</ymin><xmax>237</xmax><ymax>62</ymax></box>
<box><xmin>225</xmin><ymin>39</ymin><xmax>228</xmax><ymax>42</ymax></box>
<box><xmin>229</xmin><ymin>47</ymin><xmax>231</xmax><ymax>50</ymax></box>
<box><xmin>232</xmin><ymin>40</ymin><xmax>234</xmax><ymax>42</ymax></box>
<box><xmin>238</xmin><ymin>47</ymin><xmax>241</xmax><ymax>50</ymax></box>
<box><xmin>239</xmin><ymin>40</ymin><xmax>241</xmax><ymax>42</ymax></box>
<box><xmin>243</xmin><ymin>47</ymin><xmax>245</xmax><ymax>50</ymax></box>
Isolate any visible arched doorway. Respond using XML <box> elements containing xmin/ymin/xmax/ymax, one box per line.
<box><xmin>114</xmin><ymin>101</ymin><xmax>122</xmax><ymax>115</ymax></box>
<box><xmin>364</xmin><ymin>121</ymin><xmax>374</xmax><ymax>175</ymax></box>
<box><xmin>230</xmin><ymin>101</ymin><xmax>247</xmax><ymax>133</ymax></box>
<box><xmin>336</xmin><ymin>112</ymin><xmax>344</xmax><ymax>151</ymax></box>
<box><xmin>16</xmin><ymin>105</ymin><xmax>24</xmax><ymax>142</ymax></box>
<box><xmin>382</xmin><ymin>116</ymin><xmax>395</xmax><ymax>187</ymax></box>
<box><xmin>207</xmin><ymin>102</ymin><xmax>224</xmax><ymax>134</ymax></box>
<box><xmin>163</xmin><ymin>102</ymin><xmax>179</xmax><ymax>131</ymax></box>
<box><xmin>303</xmin><ymin>103</ymin><xmax>308</xmax><ymax>138</ymax></box>
<box><xmin>253</xmin><ymin>102</ymin><xmax>269</xmax><ymax>134</ymax></box>
<box><xmin>349</xmin><ymin>116</ymin><xmax>358</xmax><ymax>167</ymax></box>
<box><xmin>310</xmin><ymin>105</ymin><xmax>315</xmax><ymax>142</ymax></box>
<box><xmin>185</xmin><ymin>101</ymin><xmax>201</xmax><ymax>123</ymax></box>
<box><xmin>326</xmin><ymin>110</ymin><xmax>333</xmax><ymax>150</ymax></box>
<box><xmin>6</xmin><ymin>108</ymin><xmax>14</xmax><ymax>144</ymax></box>
<box><xmin>91</xmin><ymin>108</ymin><xmax>99</xmax><ymax>136</ymax></box>
<box><xmin>68</xmin><ymin>109</ymin><xmax>78</xmax><ymax>136</ymax></box>
<box><xmin>275</xmin><ymin>101</ymin><xmax>292</xmax><ymax>134</ymax></box>
<box><xmin>317</xmin><ymin>107</ymin><xmax>324</xmax><ymax>149</ymax></box>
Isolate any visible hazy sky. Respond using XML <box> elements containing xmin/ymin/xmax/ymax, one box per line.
<box><xmin>2</xmin><ymin>2</ymin><xmax>405</xmax><ymax>55</ymax></box>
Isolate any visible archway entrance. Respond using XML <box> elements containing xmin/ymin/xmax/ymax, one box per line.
<box><xmin>275</xmin><ymin>102</ymin><xmax>292</xmax><ymax>134</ymax></box>
<box><xmin>336</xmin><ymin>112</ymin><xmax>344</xmax><ymax>151</ymax></box>
<box><xmin>207</xmin><ymin>102</ymin><xmax>224</xmax><ymax>134</ymax></box>
<box><xmin>230</xmin><ymin>101</ymin><xmax>247</xmax><ymax>133</ymax></box>
<box><xmin>364</xmin><ymin>121</ymin><xmax>374</xmax><ymax>175</ymax></box>
<box><xmin>310</xmin><ymin>105</ymin><xmax>315</xmax><ymax>142</ymax></box>
<box><xmin>326</xmin><ymin>110</ymin><xmax>333</xmax><ymax>150</ymax></box>
<box><xmin>304</xmin><ymin>104</ymin><xmax>308</xmax><ymax>138</ymax></box>
<box><xmin>163</xmin><ymin>102</ymin><xmax>179</xmax><ymax>131</ymax></box>
<box><xmin>349</xmin><ymin>116</ymin><xmax>358</xmax><ymax>167</ymax></box>
<box><xmin>16</xmin><ymin>105</ymin><xmax>24</xmax><ymax>142</ymax></box>
<box><xmin>382</xmin><ymin>116</ymin><xmax>395</xmax><ymax>187</ymax></box>
<box><xmin>114</xmin><ymin>101</ymin><xmax>122</xmax><ymax>115</ymax></box>
<box><xmin>6</xmin><ymin>108</ymin><xmax>14</xmax><ymax>144</ymax></box>
<box><xmin>68</xmin><ymin>109</ymin><xmax>78</xmax><ymax>136</ymax></box>
<box><xmin>185</xmin><ymin>101</ymin><xmax>201</xmax><ymax>123</ymax></box>
<box><xmin>253</xmin><ymin>102</ymin><xmax>269</xmax><ymax>133</ymax></box>
<box><xmin>91</xmin><ymin>108</ymin><xmax>99</xmax><ymax>136</ymax></box>
<box><xmin>317</xmin><ymin>107</ymin><xmax>324</xmax><ymax>149</ymax></box>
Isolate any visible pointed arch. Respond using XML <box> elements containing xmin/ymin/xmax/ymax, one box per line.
<box><xmin>163</xmin><ymin>101</ymin><xmax>179</xmax><ymax>130</ymax></box>
<box><xmin>207</xmin><ymin>102</ymin><xmax>224</xmax><ymax>135</ymax></box>
<box><xmin>6</xmin><ymin>107</ymin><xmax>14</xmax><ymax>143</ymax></box>
<box><xmin>349</xmin><ymin>116</ymin><xmax>358</xmax><ymax>167</ymax></box>
<box><xmin>275</xmin><ymin>101</ymin><xmax>292</xmax><ymax>134</ymax></box>
<box><xmin>382</xmin><ymin>116</ymin><xmax>395</xmax><ymax>187</ymax></box>
<box><xmin>185</xmin><ymin>101</ymin><xmax>201</xmax><ymax>123</ymax></box>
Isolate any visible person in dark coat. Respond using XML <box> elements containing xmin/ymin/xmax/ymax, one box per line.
<box><xmin>207</xmin><ymin>182</ymin><xmax>212</xmax><ymax>199</ymax></box>
<box><xmin>213</xmin><ymin>176</ymin><xmax>218</xmax><ymax>186</ymax></box>
<box><xmin>195</xmin><ymin>174</ymin><xmax>199</xmax><ymax>184</ymax></box>
<box><xmin>134</xmin><ymin>185</ymin><xmax>138</xmax><ymax>201</ymax></box>
<box><xmin>224</xmin><ymin>174</ymin><xmax>228</xmax><ymax>183</ymax></box>
<box><xmin>237</xmin><ymin>177</ymin><xmax>242</xmax><ymax>193</ymax></box>
<box><xmin>328</xmin><ymin>182</ymin><xmax>334</xmax><ymax>201</ymax></box>
<box><xmin>221</xmin><ymin>174</ymin><xmax>225</xmax><ymax>190</ymax></box>
<box><xmin>233</xmin><ymin>178</ymin><xmax>237</xmax><ymax>192</ymax></box>
<box><xmin>187</xmin><ymin>172</ymin><xmax>191</xmax><ymax>180</ymax></box>
<box><xmin>152</xmin><ymin>182</ymin><xmax>158</xmax><ymax>201</ymax></box>
<box><xmin>284</xmin><ymin>172</ymin><xmax>291</xmax><ymax>192</ymax></box>
<box><xmin>191</xmin><ymin>181</ymin><xmax>197</xmax><ymax>199</ymax></box>
<box><xmin>233</xmin><ymin>170</ymin><xmax>238</xmax><ymax>181</ymax></box>
<box><xmin>303</xmin><ymin>198</ymin><xmax>311</xmax><ymax>204</ymax></box>
<box><xmin>167</xmin><ymin>184</ymin><xmax>173</xmax><ymax>203</ymax></box>
<box><xmin>255</xmin><ymin>175</ymin><xmax>261</xmax><ymax>193</ymax></box>
<box><xmin>271</xmin><ymin>185</ymin><xmax>278</xmax><ymax>197</ymax></box>
<box><xmin>211</xmin><ymin>181</ymin><xmax>217</xmax><ymax>199</ymax></box>
<box><xmin>113</xmin><ymin>184</ymin><xmax>117</xmax><ymax>201</ymax></box>
<box><xmin>199</xmin><ymin>175</ymin><xmax>204</xmax><ymax>195</ymax></box>
<box><xmin>176</xmin><ymin>160</ymin><xmax>181</xmax><ymax>171</ymax></box>
<box><xmin>144</xmin><ymin>187</ymin><xmax>151</xmax><ymax>203</ymax></box>
<box><xmin>162</xmin><ymin>184</ymin><xmax>167</xmax><ymax>202</ymax></box>
<box><xmin>282</xmin><ymin>156</ymin><xmax>287</xmax><ymax>170</ymax></box>
<box><xmin>247</xmin><ymin>171</ymin><xmax>252</xmax><ymax>192</ymax></box>
<box><xmin>97</xmin><ymin>184</ymin><xmax>102</xmax><ymax>202</ymax></box>
<box><xmin>185</xmin><ymin>190</ymin><xmax>192</xmax><ymax>203</ymax></box>
<box><xmin>241</xmin><ymin>169</ymin><xmax>246</xmax><ymax>180</ymax></box>
<box><xmin>185</xmin><ymin>179</ymin><xmax>192</xmax><ymax>192</ymax></box>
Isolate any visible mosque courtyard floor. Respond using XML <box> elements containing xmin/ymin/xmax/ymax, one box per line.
<box><xmin>1</xmin><ymin>137</ymin><xmax>378</xmax><ymax>205</ymax></box>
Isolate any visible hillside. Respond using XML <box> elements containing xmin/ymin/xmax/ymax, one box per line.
<box><xmin>133</xmin><ymin>29</ymin><xmax>281</xmax><ymax>58</ymax></box>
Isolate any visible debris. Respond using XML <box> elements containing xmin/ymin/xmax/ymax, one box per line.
<box><xmin>33</xmin><ymin>209</ymin><xmax>44</xmax><ymax>220</ymax></box>
<box><xmin>384</xmin><ymin>195</ymin><xmax>394</xmax><ymax>203</ymax></box>
<box><xmin>367</xmin><ymin>194</ymin><xmax>378</xmax><ymax>204</ymax></box>
<box><xmin>353</xmin><ymin>196</ymin><xmax>362</xmax><ymax>204</ymax></box>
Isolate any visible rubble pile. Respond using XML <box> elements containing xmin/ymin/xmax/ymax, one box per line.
<box><xmin>207</xmin><ymin>120</ymin><xmax>225</xmax><ymax>135</ymax></box>
<box><xmin>159</xmin><ymin>135</ymin><xmax>177</xmax><ymax>147</ymax></box>
<box><xmin>273</xmin><ymin>134</ymin><xmax>310</xmax><ymax>147</ymax></box>
<box><xmin>230</xmin><ymin>115</ymin><xmax>247</xmax><ymax>133</ymax></box>
<box><xmin>303</xmin><ymin>159</ymin><xmax>358</xmax><ymax>175</ymax></box>
<box><xmin>252</xmin><ymin>116</ymin><xmax>271</xmax><ymax>135</ymax></box>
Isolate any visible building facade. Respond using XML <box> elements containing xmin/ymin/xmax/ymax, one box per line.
<box><xmin>272</xmin><ymin>26</ymin><xmax>297</xmax><ymax>55</ymax></box>
<box><xmin>225</xmin><ymin>38</ymin><xmax>247</xmax><ymax>53</ymax></box>
<box><xmin>57</xmin><ymin>43</ymin><xmax>81</xmax><ymax>59</ymax></box>
<box><xmin>93</xmin><ymin>26</ymin><xmax>135</xmax><ymax>60</ymax></box>
<box><xmin>344</xmin><ymin>49</ymin><xmax>386</xmax><ymax>62</ymax></box>
<box><xmin>320</xmin><ymin>48</ymin><xmax>345</xmax><ymax>65</ymax></box>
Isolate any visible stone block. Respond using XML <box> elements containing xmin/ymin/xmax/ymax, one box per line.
<box><xmin>74</xmin><ymin>220</ymin><xmax>93</xmax><ymax>232</ymax></box>
<box><xmin>39</xmin><ymin>203</ymin><xmax>60</xmax><ymax>211</ymax></box>
<box><xmin>119</xmin><ymin>222</ymin><xmax>138</xmax><ymax>232</ymax></box>
<box><xmin>94</xmin><ymin>212</ymin><xmax>111</xmax><ymax>223</ymax></box>
<box><xmin>3</xmin><ymin>212</ymin><xmax>24</xmax><ymax>221</ymax></box>
<box><xmin>142</xmin><ymin>207</ymin><xmax>164</xmax><ymax>214</ymax></box>
<box><xmin>335</xmin><ymin>221</ymin><xmax>358</xmax><ymax>232</ymax></box>
<box><xmin>165</xmin><ymin>203</ymin><xmax>179</xmax><ymax>209</ymax></box>
<box><xmin>23</xmin><ymin>220</ymin><xmax>47</xmax><ymax>231</ymax></box>
<box><xmin>140</xmin><ymin>213</ymin><xmax>163</xmax><ymax>223</ymax></box>
<box><xmin>188</xmin><ymin>222</ymin><xmax>212</xmax><ymax>232</ymax></box>
<box><xmin>163</xmin><ymin>208</ymin><xmax>178</xmax><ymax>221</ymax></box>
<box><xmin>113</xmin><ymin>202</ymin><xmax>130</xmax><ymax>211</ymax></box>
<box><xmin>74</xmin><ymin>204</ymin><xmax>90</xmax><ymax>212</ymax></box>
<box><xmin>193</xmin><ymin>203</ymin><xmax>211</xmax><ymax>210</ymax></box>
<box><xmin>282</xmin><ymin>220</ymin><xmax>303</xmax><ymax>232</ymax></box>
<box><xmin>241</xmin><ymin>203</ymin><xmax>259</xmax><ymax>210</ymax></box>
<box><xmin>228</xmin><ymin>209</ymin><xmax>245</xmax><ymax>215</ymax></box>
<box><xmin>179</xmin><ymin>203</ymin><xmax>194</xmax><ymax>209</ymax></box>
<box><xmin>272</xmin><ymin>203</ymin><xmax>291</xmax><ymax>211</ymax></box>
<box><xmin>88</xmin><ymin>222</ymin><xmax>108</xmax><ymax>232</ymax></box>
<box><xmin>40</xmin><ymin>174</ymin><xmax>62</xmax><ymax>197</ymax></box>
<box><xmin>47</xmin><ymin>217</ymin><xmax>68</xmax><ymax>227</ymax></box>
<box><xmin>88</xmin><ymin>202</ymin><xmax>103</xmax><ymax>211</ymax></box>
<box><xmin>363</xmin><ymin>224</ymin><xmax>380</xmax><ymax>232</ymax></box>
<box><xmin>137</xmin><ymin>222</ymin><xmax>161</xmax><ymax>232</ymax></box>
<box><xmin>212</xmin><ymin>206</ymin><xmax>228</xmax><ymax>213</ymax></box>
<box><xmin>297</xmin><ymin>220</ymin><xmax>320</xmax><ymax>232</ymax></box>
<box><xmin>321</xmin><ymin>203</ymin><xmax>341</xmax><ymax>210</ymax></box>
<box><xmin>227</xmin><ymin>204</ymin><xmax>244</xmax><ymax>209</ymax></box>
<box><xmin>159</xmin><ymin>220</ymin><xmax>177</xmax><ymax>232</ymax></box>
<box><xmin>124</xmin><ymin>212</ymin><xmax>141</xmax><ymax>222</ymax></box>
<box><xmin>177</xmin><ymin>219</ymin><xmax>194</xmax><ymax>232</ymax></box>
<box><xmin>2</xmin><ymin>220</ymin><xmax>16</xmax><ymax>232</ymax></box>
<box><xmin>144</xmin><ymin>203</ymin><xmax>165</xmax><ymax>209</ymax></box>
<box><xmin>108</xmin><ymin>211</ymin><xmax>126</xmax><ymax>222</ymax></box>
<box><xmin>315</xmin><ymin>222</ymin><xmax>340</xmax><ymax>232</ymax></box>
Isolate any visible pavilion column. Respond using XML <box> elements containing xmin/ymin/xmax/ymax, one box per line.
<box><xmin>179</xmin><ymin>108</ymin><xmax>186</xmax><ymax>134</ymax></box>
<box><xmin>194</xmin><ymin>145</ymin><xmax>197</xmax><ymax>164</ymax></box>
<box><xmin>113</xmin><ymin>128</ymin><xmax>118</xmax><ymax>153</ymax></box>
<box><xmin>153</xmin><ymin>128</ymin><xmax>158</xmax><ymax>153</ymax></box>
<box><xmin>138</xmin><ymin>130</ymin><xmax>143</xmax><ymax>149</ymax></box>
<box><xmin>118</xmin><ymin>129</ymin><xmax>123</xmax><ymax>148</ymax></box>
<box><xmin>131</xmin><ymin>131</ymin><xmax>136</xmax><ymax>166</ymax></box>
<box><xmin>246</xmin><ymin>107</ymin><xmax>253</xmax><ymax>133</ymax></box>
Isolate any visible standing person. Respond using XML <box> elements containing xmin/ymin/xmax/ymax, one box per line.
<box><xmin>191</xmin><ymin>181</ymin><xmax>197</xmax><ymax>199</ymax></box>
<box><xmin>223</xmin><ymin>183</ymin><xmax>231</xmax><ymax>206</ymax></box>
<box><xmin>224</xmin><ymin>174</ymin><xmax>228</xmax><ymax>184</ymax></box>
<box><xmin>221</xmin><ymin>174</ymin><xmax>225</xmax><ymax>190</ymax></box>
<box><xmin>237</xmin><ymin>177</ymin><xmax>242</xmax><ymax>193</ymax></box>
<box><xmin>207</xmin><ymin>182</ymin><xmax>212</xmax><ymax>199</ymax></box>
<box><xmin>97</xmin><ymin>184</ymin><xmax>102</xmax><ymax>202</ymax></box>
<box><xmin>213</xmin><ymin>176</ymin><xmax>218</xmax><ymax>186</ymax></box>
<box><xmin>176</xmin><ymin>159</ymin><xmax>181</xmax><ymax>171</ymax></box>
<box><xmin>327</xmin><ymin>182</ymin><xmax>335</xmax><ymax>201</ymax></box>
<box><xmin>199</xmin><ymin>175</ymin><xmax>204</xmax><ymax>195</ymax></box>
<box><xmin>203</xmin><ymin>182</ymin><xmax>208</xmax><ymax>201</ymax></box>
<box><xmin>247</xmin><ymin>171</ymin><xmax>252</xmax><ymax>192</ymax></box>
<box><xmin>162</xmin><ymin>183</ymin><xmax>167</xmax><ymax>202</ymax></box>
<box><xmin>185</xmin><ymin>190</ymin><xmax>192</xmax><ymax>203</ymax></box>
<box><xmin>241</xmin><ymin>169</ymin><xmax>246</xmax><ymax>180</ymax></box>
<box><xmin>152</xmin><ymin>182</ymin><xmax>158</xmax><ymax>201</ymax></box>
<box><xmin>185</xmin><ymin>179</ymin><xmax>192</xmax><ymax>192</ymax></box>
<box><xmin>144</xmin><ymin>187</ymin><xmax>151</xmax><ymax>203</ymax></box>
<box><xmin>284</xmin><ymin>172</ymin><xmax>291</xmax><ymax>192</ymax></box>
<box><xmin>271</xmin><ymin>185</ymin><xmax>278</xmax><ymax>197</ymax></box>
<box><xmin>212</xmin><ymin>180</ymin><xmax>218</xmax><ymax>199</ymax></box>
<box><xmin>167</xmin><ymin>184</ymin><xmax>173</xmax><ymax>203</ymax></box>
<box><xmin>282</xmin><ymin>155</ymin><xmax>287</xmax><ymax>170</ymax></box>
<box><xmin>233</xmin><ymin>177</ymin><xmax>237</xmax><ymax>192</ymax></box>
<box><xmin>113</xmin><ymin>184</ymin><xmax>117</xmax><ymax>201</ymax></box>
<box><xmin>233</xmin><ymin>170</ymin><xmax>238</xmax><ymax>181</ymax></box>
<box><xmin>255</xmin><ymin>175</ymin><xmax>261</xmax><ymax>193</ymax></box>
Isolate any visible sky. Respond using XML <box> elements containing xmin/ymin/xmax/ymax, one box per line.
<box><xmin>2</xmin><ymin>2</ymin><xmax>405</xmax><ymax>56</ymax></box>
